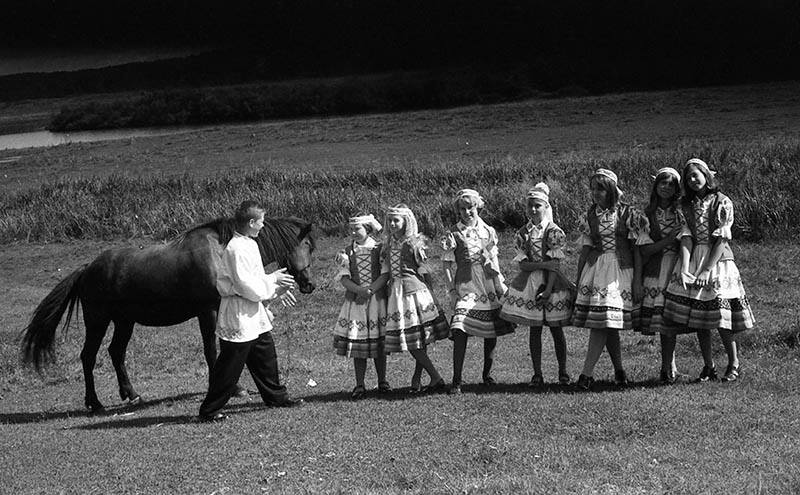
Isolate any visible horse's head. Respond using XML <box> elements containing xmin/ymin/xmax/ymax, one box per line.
<box><xmin>257</xmin><ymin>218</ymin><xmax>316</xmax><ymax>294</ymax></box>
<box><xmin>284</xmin><ymin>221</ymin><xmax>316</xmax><ymax>294</ymax></box>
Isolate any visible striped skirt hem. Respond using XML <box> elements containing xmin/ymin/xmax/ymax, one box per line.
<box><xmin>333</xmin><ymin>335</ymin><xmax>385</xmax><ymax>359</ymax></box>
<box><xmin>385</xmin><ymin>313</ymin><xmax>450</xmax><ymax>353</ymax></box>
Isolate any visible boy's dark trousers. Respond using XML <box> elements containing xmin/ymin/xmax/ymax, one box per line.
<box><xmin>199</xmin><ymin>331</ymin><xmax>288</xmax><ymax>416</ymax></box>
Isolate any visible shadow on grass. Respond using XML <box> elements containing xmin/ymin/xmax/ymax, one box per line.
<box><xmin>298</xmin><ymin>377</ymin><xmax>679</xmax><ymax>404</ymax></box>
<box><xmin>0</xmin><ymin>391</ymin><xmax>204</xmax><ymax>425</ymax></box>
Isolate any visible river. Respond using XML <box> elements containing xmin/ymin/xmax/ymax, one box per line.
<box><xmin>0</xmin><ymin>126</ymin><xmax>213</xmax><ymax>151</ymax></box>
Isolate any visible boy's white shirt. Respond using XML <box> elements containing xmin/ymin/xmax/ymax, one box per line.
<box><xmin>215</xmin><ymin>232</ymin><xmax>280</xmax><ymax>342</ymax></box>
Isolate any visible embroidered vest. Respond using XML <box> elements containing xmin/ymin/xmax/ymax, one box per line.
<box><xmin>682</xmin><ymin>192</ymin><xmax>735</xmax><ymax>261</ymax></box>
<box><xmin>642</xmin><ymin>208</ymin><xmax>668</xmax><ymax>278</ymax></box>
<box><xmin>448</xmin><ymin>228</ymin><xmax>484</xmax><ymax>284</ymax></box>
<box><xmin>344</xmin><ymin>241</ymin><xmax>385</xmax><ymax>301</ymax></box>
<box><xmin>384</xmin><ymin>238</ymin><xmax>429</xmax><ymax>294</ymax></box>
<box><xmin>508</xmin><ymin>224</ymin><xmax>574</xmax><ymax>292</ymax></box>
<box><xmin>586</xmin><ymin>203</ymin><xmax>634</xmax><ymax>269</ymax></box>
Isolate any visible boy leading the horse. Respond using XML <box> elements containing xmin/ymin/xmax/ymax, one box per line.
<box><xmin>199</xmin><ymin>200</ymin><xmax>304</xmax><ymax>421</ymax></box>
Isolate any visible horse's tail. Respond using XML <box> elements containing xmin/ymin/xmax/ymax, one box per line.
<box><xmin>21</xmin><ymin>267</ymin><xmax>85</xmax><ymax>371</ymax></box>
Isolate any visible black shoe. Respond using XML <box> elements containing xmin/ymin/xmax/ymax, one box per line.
<box><xmin>423</xmin><ymin>379</ymin><xmax>448</xmax><ymax>393</ymax></box>
<box><xmin>697</xmin><ymin>365</ymin><xmax>718</xmax><ymax>383</ymax></box>
<box><xmin>528</xmin><ymin>374</ymin><xmax>545</xmax><ymax>388</ymax></box>
<box><xmin>197</xmin><ymin>412</ymin><xmax>227</xmax><ymax>423</ymax></box>
<box><xmin>482</xmin><ymin>376</ymin><xmax>496</xmax><ymax>386</ymax></box>
<box><xmin>614</xmin><ymin>369</ymin><xmax>628</xmax><ymax>387</ymax></box>
<box><xmin>448</xmin><ymin>383</ymin><xmax>462</xmax><ymax>395</ymax></box>
<box><xmin>271</xmin><ymin>398</ymin><xmax>304</xmax><ymax>408</ymax></box>
<box><xmin>721</xmin><ymin>364</ymin><xmax>740</xmax><ymax>382</ymax></box>
<box><xmin>351</xmin><ymin>386</ymin><xmax>366</xmax><ymax>400</ymax></box>
<box><xmin>576</xmin><ymin>374</ymin><xmax>594</xmax><ymax>391</ymax></box>
<box><xmin>659</xmin><ymin>371</ymin><xmax>678</xmax><ymax>384</ymax></box>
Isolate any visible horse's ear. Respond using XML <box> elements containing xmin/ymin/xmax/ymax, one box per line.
<box><xmin>298</xmin><ymin>222</ymin><xmax>313</xmax><ymax>240</ymax></box>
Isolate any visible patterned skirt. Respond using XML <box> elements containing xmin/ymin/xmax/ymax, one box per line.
<box><xmin>333</xmin><ymin>294</ymin><xmax>386</xmax><ymax>359</ymax></box>
<box><xmin>450</xmin><ymin>262</ymin><xmax>514</xmax><ymax>338</ymax></box>
<box><xmin>634</xmin><ymin>251</ymin><xmax>679</xmax><ymax>335</ymax></box>
<box><xmin>572</xmin><ymin>252</ymin><xmax>634</xmax><ymax>330</ymax></box>
<box><xmin>662</xmin><ymin>244</ymin><xmax>755</xmax><ymax>334</ymax></box>
<box><xmin>384</xmin><ymin>279</ymin><xmax>450</xmax><ymax>353</ymax></box>
<box><xmin>500</xmin><ymin>269</ymin><xmax>573</xmax><ymax>328</ymax></box>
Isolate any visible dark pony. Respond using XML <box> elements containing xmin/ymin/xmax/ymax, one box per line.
<box><xmin>21</xmin><ymin>216</ymin><xmax>315</xmax><ymax>412</ymax></box>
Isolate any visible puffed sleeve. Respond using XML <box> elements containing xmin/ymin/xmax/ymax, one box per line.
<box><xmin>626</xmin><ymin>207</ymin><xmax>652</xmax><ymax>245</ymax></box>
<box><xmin>440</xmin><ymin>231</ymin><xmax>456</xmax><ymax>262</ymax></box>
<box><xmin>578</xmin><ymin>213</ymin><xmax>593</xmax><ymax>247</ymax></box>
<box><xmin>482</xmin><ymin>226</ymin><xmax>500</xmax><ymax>260</ymax></box>
<box><xmin>414</xmin><ymin>236</ymin><xmax>432</xmax><ymax>274</ymax></box>
<box><xmin>545</xmin><ymin>226</ymin><xmax>567</xmax><ymax>259</ymax></box>
<box><xmin>713</xmin><ymin>195</ymin><xmax>734</xmax><ymax>240</ymax></box>
<box><xmin>512</xmin><ymin>230</ymin><xmax>528</xmax><ymax>262</ymax></box>
<box><xmin>335</xmin><ymin>249</ymin><xmax>351</xmax><ymax>279</ymax></box>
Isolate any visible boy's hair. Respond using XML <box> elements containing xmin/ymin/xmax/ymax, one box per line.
<box><xmin>681</xmin><ymin>163</ymin><xmax>720</xmax><ymax>205</ymax></box>
<box><xmin>645</xmin><ymin>172</ymin><xmax>682</xmax><ymax>215</ymax></box>
<box><xmin>234</xmin><ymin>200</ymin><xmax>265</xmax><ymax>230</ymax></box>
<box><xmin>590</xmin><ymin>174</ymin><xmax>620</xmax><ymax>208</ymax></box>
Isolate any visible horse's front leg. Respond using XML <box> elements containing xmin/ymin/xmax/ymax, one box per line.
<box><xmin>108</xmin><ymin>319</ymin><xmax>141</xmax><ymax>405</ymax></box>
<box><xmin>198</xmin><ymin>310</ymin><xmax>248</xmax><ymax>397</ymax></box>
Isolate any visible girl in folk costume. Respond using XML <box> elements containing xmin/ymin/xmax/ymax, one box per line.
<box><xmin>635</xmin><ymin>168</ymin><xmax>685</xmax><ymax>384</ymax></box>
<box><xmin>499</xmin><ymin>183</ymin><xmax>574</xmax><ymax>387</ymax></box>
<box><xmin>441</xmin><ymin>189</ymin><xmax>514</xmax><ymax>394</ymax></box>
<box><xmin>573</xmin><ymin>169</ymin><xmax>648</xmax><ymax>390</ymax></box>
<box><xmin>662</xmin><ymin>158</ymin><xmax>755</xmax><ymax>382</ymax></box>
<box><xmin>381</xmin><ymin>204</ymin><xmax>450</xmax><ymax>392</ymax></box>
<box><xmin>333</xmin><ymin>214</ymin><xmax>390</xmax><ymax>399</ymax></box>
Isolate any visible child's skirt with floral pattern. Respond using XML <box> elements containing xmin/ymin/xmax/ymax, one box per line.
<box><xmin>662</xmin><ymin>244</ymin><xmax>755</xmax><ymax>334</ymax></box>
<box><xmin>333</xmin><ymin>294</ymin><xmax>386</xmax><ymax>359</ymax></box>
<box><xmin>383</xmin><ymin>280</ymin><xmax>450</xmax><ymax>353</ymax></box>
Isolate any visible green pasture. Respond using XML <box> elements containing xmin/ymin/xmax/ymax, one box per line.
<box><xmin>1</xmin><ymin>236</ymin><xmax>798</xmax><ymax>493</ymax></box>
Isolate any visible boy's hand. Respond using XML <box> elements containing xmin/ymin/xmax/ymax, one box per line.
<box><xmin>273</xmin><ymin>267</ymin><xmax>296</xmax><ymax>288</ymax></box>
<box><xmin>279</xmin><ymin>290</ymin><xmax>297</xmax><ymax>307</ymax></box>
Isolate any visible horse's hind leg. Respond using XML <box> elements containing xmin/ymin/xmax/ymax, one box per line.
<box><xmin>108</xmin><ymin>319</ymin><xmax>141</xmax><ymax>405</ymax></box>
<box><xmin>81</xmin><ymin>309</ymin><xmax>110</xmax><ymax>413</ymax></box>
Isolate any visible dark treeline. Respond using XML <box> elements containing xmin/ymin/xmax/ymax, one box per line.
<box><xmin>2</xmin><ymin>0</ymin><xmax>799</xmax><ymax>101</ymax></box>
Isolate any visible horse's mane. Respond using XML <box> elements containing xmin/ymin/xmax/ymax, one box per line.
<box><xmin>179</xmin><ymin>216</ymin><xmax>314</xmax><ymax>265</ymax></box>
<box><xmin>257</xmin><ymin>216</ymin><xmax>315</xmax><ymax>265</ymax></box>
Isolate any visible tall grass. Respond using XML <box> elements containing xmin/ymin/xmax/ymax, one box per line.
<box><xmin>2</xmin><ymin>136</ymin><xmax>799</xmax><ymax>243</ymax></box>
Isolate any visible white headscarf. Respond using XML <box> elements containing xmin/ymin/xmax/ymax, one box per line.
<box><xmin>592</xmin><ymin>168</ymin><xmax>624</xmax><ymax>197</ymax></box>
<box><xmin>348</xmin><ymin>214</ymin><xmax>382</xmax><ymax>233</ymax></box>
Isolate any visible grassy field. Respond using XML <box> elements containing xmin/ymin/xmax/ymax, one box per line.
<box><xmin>2</xmin><ymin>83</ymin><xmax>800</xmax><ymax>493</ymax></box>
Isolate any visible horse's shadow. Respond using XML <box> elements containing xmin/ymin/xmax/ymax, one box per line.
<box><xmin>0</xmin><ymin>391</ymin><xmax>203</xmax><ymax>426</ymax></box>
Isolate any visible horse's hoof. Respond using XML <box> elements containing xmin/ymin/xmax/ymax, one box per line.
<box><xmin>233</xmin><ymin>386</ymin><xmax>249</xmax><ymax>398</ymax></box>
<box><xmin>86</xmin><ymin>403</ymin><xmax>105</xmax><ymax>414</ymax></box>
<box><xmin>128</xmin><ymin>395</ymin><xmax>143</xmax><ymax>406</ymax></box>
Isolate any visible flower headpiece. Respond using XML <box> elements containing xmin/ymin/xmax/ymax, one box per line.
<box><xmin>653</xmin><ymin>167</ymin><xmax>681</xmax><ymax>183</ymax></box>
<box><xmin>685</xmin><ymin>158</ymin><xmax>716</xmax><ymax>177</ymax></box>
<box><xmin>348</xmin><ymin>214</ymin><xmax>382</xmax><ymax>233</ymax></box>
<box><xmin>592</xmin><ymin>168</ymin><xmax>624</xmax><ymax>196</ymax></box>
<box><xmin>454</xmin><ymin>188</ymin><xmax>485</xmax><ymax>209</ymax></box>
<box><xmin>385</xmin><ymin>206</ymin><xmax>418</xmax><ymax>238</ymax></box>
<box><xmin>526</xmin><ymin>182</ymin><xmax>551</xmax><ymax>206</ymax></box>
